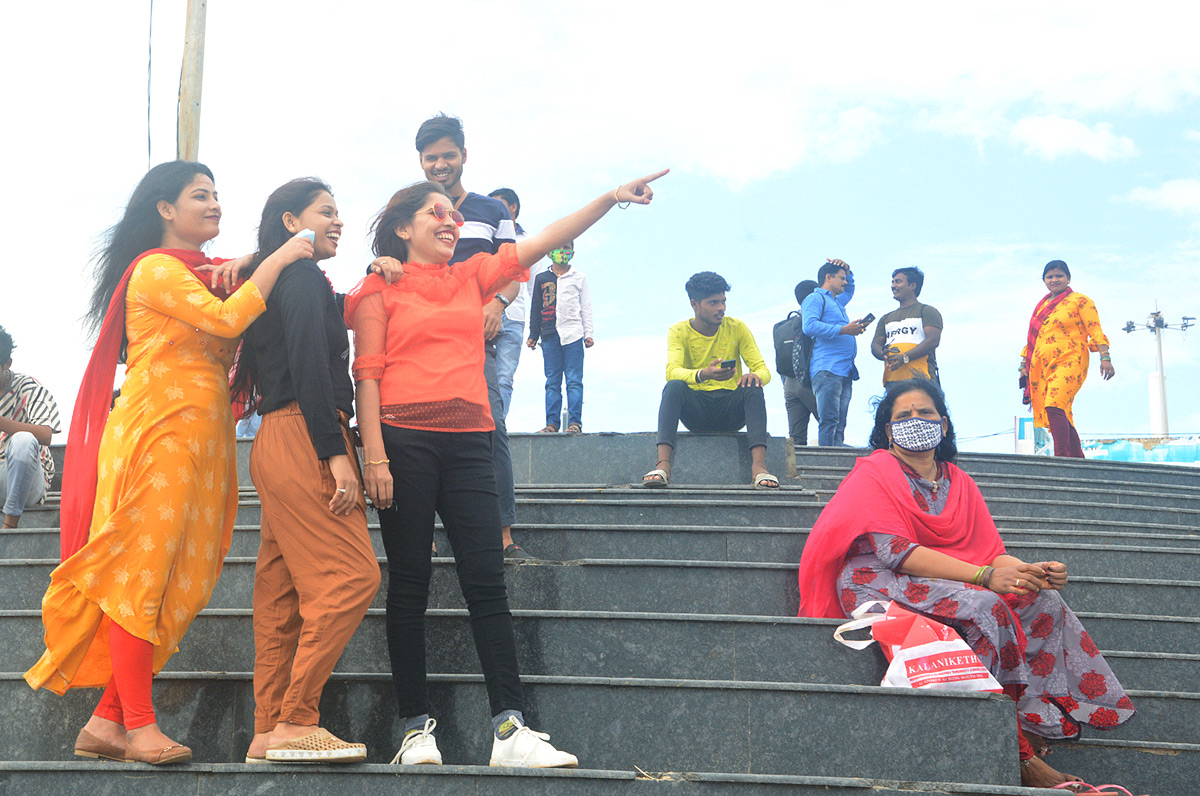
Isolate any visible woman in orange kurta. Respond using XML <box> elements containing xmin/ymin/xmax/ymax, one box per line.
<box><xmin>25</xmin><ymin>162</ymin><xmax>312</xmax><ymax>765</ymax></box>
<box><xmin>1019</xmin><ymin>260</ymin><xmax>1114</xmax><ymax>458</ymax></box>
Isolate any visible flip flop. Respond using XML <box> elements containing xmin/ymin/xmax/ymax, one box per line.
<box><xmin>1053</xmin><ymin>784</ymin><xmax>1141</xmax><ymax>796</ymax></box>
<box><xmin>641</xmin><ymin>468</ymin><xmax>669</xmax><ymax>488</ymax></box>
<box><xmin>753</xmin><ymin>472</ymin><xmax>780</xmax><ymax>490</ymax></box>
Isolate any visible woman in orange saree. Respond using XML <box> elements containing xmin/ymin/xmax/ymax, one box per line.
<box><xmin>25</xmin><ymin>161</ymin><xmax>311</xmax><ymax>764</ymax></box>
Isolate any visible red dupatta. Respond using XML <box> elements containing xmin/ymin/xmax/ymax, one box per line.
<box><xmin>59</xmin><ymin>248</ymin><xmax>230</xmax><ymax>561</ymax></box>
<box><xmin>1021</xmin><ymin>287</ymin><xmax>1073</xmax><ymax>405</ymax></box>
<box><xmin>797</xmin><ymin>450</ymin><xmax>1006</xmax><ymax>619</ymax></box>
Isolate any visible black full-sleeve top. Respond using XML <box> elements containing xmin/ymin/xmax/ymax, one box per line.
<box><xmin>245</xmin><ymin>260</ymin><xmax>354</xmax><ymax>459</ymax></box>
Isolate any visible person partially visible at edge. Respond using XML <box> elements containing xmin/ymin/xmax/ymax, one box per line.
<box><xmin>641</xmin><ymin>271</ymin><xmax>777</xmax><ymax>490</ymax></box>
<box><xmin>801</xmin><ymin>259</ymin><xmax>867</xmax><ymax>446</ymax></box>
<box><xmin>231</xmin><ymin>179</ymin><xmax>391</xmax><ymax>764</ymax></box>
<box><xmin>488</xmin><ymin>187</ymin><xmax>547</xmax><ymax>419</ymax></box>
<box><xmin>347</xmin><ymin>168</ymin><xmax>668</xmax><ymax>768</ymax></box>
<box><xmin>526</xmin><ymin>241</ymin><xmax>594</xmax><ymax>434</ymax></box>
<box><xmin>1019</xmin><ymin>260</ymin><xmax>1113</xmax><ymax>458</ymax></box>
<box><xmin>870</xmin><ymin>266</ymin><xmax>942</xmax><ymax>385</ymax></box>
<box><xmin>25</xmin><ymin>161</ymin><xmax>309</xmax><ymax>765</ymax></box>
<box><xmin>0</xmin><ymin>325</ymin><xmax>62</xmax><ymax>529</ymax></box>
<box><xmin>797</xmin><ymin>378</ymin><xmax>1134</xmax><ymax>789</ymax></box>
<box><xmin>782</xmin><ymin>280</ymin><xmax>819</xmax><ymax>446</ymax></box>
<box><xmin>415</xmin><ymin>114</ymin><xmax>528</xmax><ymax>558</ymax></box>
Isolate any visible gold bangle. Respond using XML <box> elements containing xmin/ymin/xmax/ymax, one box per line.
<box><xmin>364</xmin><ymin>458</ymin><xmax>390</xmax><ymax>466</ymax></box>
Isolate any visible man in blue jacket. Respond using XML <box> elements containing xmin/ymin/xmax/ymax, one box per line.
<box><xmin>800</xmin><ymin>259</ymin><xmax>869</xmax><ymax>446</ymax></box>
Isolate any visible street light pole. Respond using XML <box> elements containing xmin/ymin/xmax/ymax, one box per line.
<box><xmin>177</xmin><ymin>0</ymin><xmax>206</xmax><ymax>161</ymax></box>
<box><xmin>1123</xmin><ymin>310</ymin><xmax>1194</xmax><ymax>438</ymax></box>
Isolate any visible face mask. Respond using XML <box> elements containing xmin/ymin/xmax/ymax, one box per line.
<box><xmin>549</xmin><ymin>249</ymin><xmax>573</xmax><ymax>266</ymax></box>
<box><xmin>889</xmin><ymin>416</ymin><xmax>943</xmax><ymax>452</ymax></box>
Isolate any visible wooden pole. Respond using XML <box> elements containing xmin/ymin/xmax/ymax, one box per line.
<box><xmin>177</xmin><ymin>0</ymin><xmax>207</xmax><ymax>161</ymax></box>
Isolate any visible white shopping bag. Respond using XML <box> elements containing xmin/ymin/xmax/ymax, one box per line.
<box><xmin>834</xmin><ymin>600</ymin><xmax>1002</xmax><ymax>693</ymax></box>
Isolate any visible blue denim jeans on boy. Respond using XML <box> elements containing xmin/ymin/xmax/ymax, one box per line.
<box><xmin>540</xmin><ymin>332</ymin><xmax>584</xmax><ymax>428</ymax></box>
<box><xmin>494</xmin><ymin>316</ymin><xmax>525</xmax><ymax>419</ymax></box>
<box><xmin>1</xmin><ymin>431</ymin><xmax>47</xmax><ymax>518</ymax></box>
<box><xmin>812</xmin><ymin>370</ymin><xmax>853</xmax><ymax>446</ymax></box>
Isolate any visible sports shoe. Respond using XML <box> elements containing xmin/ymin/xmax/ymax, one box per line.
<box><xmin>390</xmin><ymin>718</ymin><xmax>442</xmax><ymax>765</ymax></box>
<box><xmin>489</xmin><ymin>717</ymin><xmax>578</xmax><ymax>768</ymax></box>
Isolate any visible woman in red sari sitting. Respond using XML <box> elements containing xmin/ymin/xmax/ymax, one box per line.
<box><xmin>797</xmin><ymin>377</ymin><xmax>1134</xmax><ymax>790</ymax></box>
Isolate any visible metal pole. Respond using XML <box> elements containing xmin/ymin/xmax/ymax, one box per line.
<box><xmin>1153</xmin><ymin>318</ymin><xmax>1169</xmax><ymax>435</ymax></box>
<box><xmin>177</xmin><ymin>0</ymin><xmax>207</xmax><ymax>161</ymax></box>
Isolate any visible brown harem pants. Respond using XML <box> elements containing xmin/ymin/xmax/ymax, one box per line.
<box><xmin>249</xmin><ymin>404</ymin><xmax>381</xmax><ymax>732</ymax></box>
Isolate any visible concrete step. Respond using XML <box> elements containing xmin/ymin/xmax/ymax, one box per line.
<box><xmin>7</xmin><ymin>557</ymin><xmax>1200</xmax><ymax>618</ymax></box>
<box><xmin>0</xmin><ymin>763</ymin><xmax>1078</xmax><ymax>796</ymax></box>
<box><xmin>790</xmin><ymin>446</ymin><xmax>1200</xmax><ymax>489</ymax></box>
<box><xmin>45</xmin><ymin>434</ymin><xmax>1200</xmax><ymax>493</ymax></box>
<box><xmin>9</xmin><ymin>523</ymin><xmax>1200</xmax><ymax>581</ymax></box>
<box><xmin>6</xmin><ymin>608</ymin><xmax>1193</xmax><ymax>693</ymax></box>
<box><xmin>1043</xmin><ymin>738</ymin><xmax>1200</xmax><ymax>796</ymax></box>
<box><xmin>794</xmin><ymin>462</ymin><xmax>1200</xmax><ymax>499</ymax></box>
<box><xmin>0</xmin><ymin>673</ymin><xmax>1020</xmax><ymax>784</ymax></box>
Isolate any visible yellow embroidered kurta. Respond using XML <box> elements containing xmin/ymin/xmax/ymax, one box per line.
<box><xmin>1020</xmin><ymin>292</ymin><xmax>1109</xmax><ymax>429</ymax></box>
<box><xmin>26</xmin><ymin>253</ymin><xmax>266</xmax><ymax>694</ymax></box>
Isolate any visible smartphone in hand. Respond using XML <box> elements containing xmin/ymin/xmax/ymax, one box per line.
<box><xmin>860</xmin><ymin>313</ymin><xmax>876</xmax><ymax>325</ymax></box>
<box><xmin>720</xmin><ymin>359</ymin><xmax>736</xmax><ymax>369</ymax></box>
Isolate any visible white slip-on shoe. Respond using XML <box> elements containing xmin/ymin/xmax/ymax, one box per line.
<box><xmin>390</xmin><ymin>718</ymin><xmax>442</xmax><ymax>765</ymax></box>
<box><xmin>489</xmin><ymin>717</ymin><xmax>578</xmax><ymax>768</ymax></box>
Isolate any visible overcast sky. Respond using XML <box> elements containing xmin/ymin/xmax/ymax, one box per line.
<box><xmin>6</xmin><ymin>2</ymin><xmax>1200</xmax><ymax>459</ymax></box>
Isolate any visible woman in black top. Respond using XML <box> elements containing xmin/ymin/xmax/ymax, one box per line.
<box><xmin>233</xmin><ymin>179</ymin><xmax>396</xmax><ymax>763</ymax></box>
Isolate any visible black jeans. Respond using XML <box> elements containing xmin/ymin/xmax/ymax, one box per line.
<box><xmin>378</xmin><ymin>426</ymin><xmax>524</xmax><ymax>719</ymax></box>
<box><xmin>656</xmin><ymin>381</ymin><xmax>769</xmax><ymax>450</ymax></box>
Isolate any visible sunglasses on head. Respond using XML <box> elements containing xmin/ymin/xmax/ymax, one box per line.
<box><xmin>423</xmin><ymin>203</ymin><xmax>465</xmax><ymax>226</ymax></box>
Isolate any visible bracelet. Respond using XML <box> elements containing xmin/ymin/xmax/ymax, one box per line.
<box><xmin>494</xmin><ymin>293</ymin><xmax>511</xmax><ymax>307</ymax></box>
<box><xmin>614</xmin><ymin>187</ymin><xmax>630</xmax><ymax>210</ymax></box>
<box><xmin>364</xmin><ymin>458</ymin><xmax>390</xmax><ymax>466</ymax></box>
<box><xmin>1099</xmin><ymin>354</ymin><xmax>1111</xmax><ymax>361</ymax></box>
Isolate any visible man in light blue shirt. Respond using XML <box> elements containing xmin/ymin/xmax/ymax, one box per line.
<box><xmin>800</xmin><ymin>259</ymin><xmax>869</xmax><ymax>446</ymax></box>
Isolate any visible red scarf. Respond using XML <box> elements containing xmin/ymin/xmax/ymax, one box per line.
<box><xmin>797</xmin><ymin>450</ymin><xmax>1007</xmax><ymax>619</ymax></box>
<box><xmin>59</xmin><ymin>249</ymin><xmax>230</xmax><ymax>561</ymax></box>
<box><xmin>1021</xmin><ymin>287</ymin><xmax>1073</xmax><ymax>405</ymax></box>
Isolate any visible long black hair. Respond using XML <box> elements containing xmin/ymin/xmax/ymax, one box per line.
<box><xmin>86</xmin><ymin>161</ymin><xmax>214</xmax><ymax>339</ymax></box>
<box><xmin>230</xmin><ymin>178</ymin><xmax>333</xmax><ymax>414</ymax></box>
<box><xmin>868</xmin><ymin>377</ymin><xmax>958</xmax><ymax>463</ymax></box>
<box><xmin>371</xmin><ymin>181</ymin><xmax>450</xmax><ymax>263</ymax></box>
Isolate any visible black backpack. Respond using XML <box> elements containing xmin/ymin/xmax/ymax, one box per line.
<box><xmin>773</xmin><ymin>311</ymin><xmax>802</xmax><ymax>378</ymax></box>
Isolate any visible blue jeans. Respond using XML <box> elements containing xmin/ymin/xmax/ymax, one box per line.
<box><xmin>812</xmin><ymin>370</ymin><xmax>853</xmax><ymax>446</ymax></box>
<box><xmin>541</xmin><ymin>333</ymin><xmax>585</xmax><ymax>427</ymax></box>
<box><xmin>494</xmin><ymin>316</ymin><xmax>525</xmax><ymax>420</ymax></box>
<box><xmin>484</xmin><ymin>339</ymin><xmax>517</xmax><ymax>528</ymax></box>
<box><xmin>1</xmin><ymin>432</ymin><xmax>47</xmax><ymax>517</ymax></box>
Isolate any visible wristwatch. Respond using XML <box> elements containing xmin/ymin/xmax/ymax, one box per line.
<box><xmin>902</xmin><ymin>354</ymin><xmax>910</xmax><ymax>364</ymax></box>
<box><xmin>494</xmin><ymin>293</ymin><xmax>511</xmax><ymax>307</ymax></box>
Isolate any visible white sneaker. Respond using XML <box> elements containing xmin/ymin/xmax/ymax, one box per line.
<box><xmin>489</xmin><ymin>716</ymin><xmax>578</xmax><ymax>768</ymax></box>
<box><xmin>390</xmin><ymin>718</ymin><xmax>442</xmax><ymax>765</ymax></box>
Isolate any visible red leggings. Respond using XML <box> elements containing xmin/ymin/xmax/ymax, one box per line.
<box><xmin>1045</xmin><ymin>407</ymin><xmax>1084</xmax><ymax>458</ymax></box>
<box><xmin>92</xmin><ymin>622</ymin><xmax>156</xmax><ymax>730</ymax></box>
<box><xmin>1003</xmin><ymin>683</ymin><xmax>1036</xmax><ymax>761</ymax></box>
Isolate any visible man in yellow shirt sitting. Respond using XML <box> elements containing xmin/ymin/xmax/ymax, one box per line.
<box><xmin>641</xmin><ymin>272</ymin><xmax>777</xmax><ymax>489</ymax></box>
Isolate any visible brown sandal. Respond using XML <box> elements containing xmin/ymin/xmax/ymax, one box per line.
<box><xmin>537</xmin><ymin>424</ymin><xmax>559</xmax><ymax>433</ymax></box>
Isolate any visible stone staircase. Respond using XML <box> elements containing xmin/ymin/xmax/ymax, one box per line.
<box><xmin>0</xmin><ymin>433</ymin><xmax>1195</xmax><ymax>794</ymax></box>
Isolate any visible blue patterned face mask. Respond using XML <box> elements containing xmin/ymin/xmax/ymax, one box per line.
<box><xmin>549</xmin><ymin>248</ymin><xmax>573</xmax><ymax>266</ymax></box>
<box><xmin>889</xmin><ymin>416</ymin><xmax>943</xmax><ymax>452</ymax></box>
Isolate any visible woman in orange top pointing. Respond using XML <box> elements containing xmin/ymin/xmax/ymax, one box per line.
<box><xmin>25</xmin><ymin>161</ymin><xmax>310</xmax><ymax>764</ymax></box>
<box><xmin>347</xmin><ymin>170</ymin><xmax>667</xmax><ymax>768</ymax></box>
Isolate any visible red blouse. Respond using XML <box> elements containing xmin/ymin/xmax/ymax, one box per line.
<box><xmin>346</xmin><ymin>244</ymin><xmax>527</xmax><ymax>432</ymax></box>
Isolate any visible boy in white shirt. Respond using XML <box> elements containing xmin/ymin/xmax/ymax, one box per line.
<box><xmin>526</xmin><ymin>242</ymin><xmax>594</xmax><ymax>434</ymax></box>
